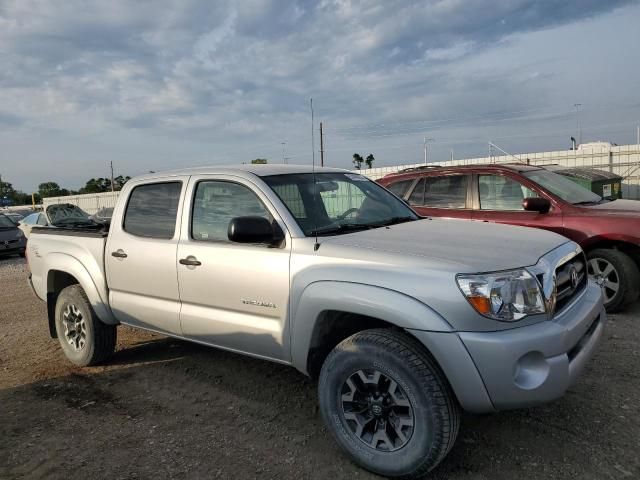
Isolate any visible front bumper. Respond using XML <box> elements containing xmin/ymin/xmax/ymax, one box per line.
<box><xmin>0</xmin><ymin>237</ymin><xmax>26</xmax><ymax>256</ymax></box>
<box><xmin>411</xmin><ymin>280</ymin><xmax>605</xmax><ymax>412</ymax></box>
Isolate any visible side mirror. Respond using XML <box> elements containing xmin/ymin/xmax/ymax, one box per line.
<box><xmin>523</xmin><ymin>197</ymin><xmax>551</xmax><ymax>214</ymax></box>
<box><xmin>228</xmin><ymin>216</ymin><xmax>284</xmax><ymax>245</ymax></box>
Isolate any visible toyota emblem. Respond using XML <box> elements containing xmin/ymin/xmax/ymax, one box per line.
<box><xmin>570</xmin><ymin>267</ymin><xmax>579</xmax><ymax>289</ymax></box>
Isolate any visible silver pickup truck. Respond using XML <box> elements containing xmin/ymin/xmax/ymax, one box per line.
<box><xmin>27</xmin><ymin>165</ymin><xmax>605</xmax><ymax>478</ymax></box>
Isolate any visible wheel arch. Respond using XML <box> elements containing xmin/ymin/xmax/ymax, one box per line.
<box><xmin>583</xmin><ymin>238</ymin><xmax>640</xmax><ymax>269</ymax></box>
<box><xmin>290</xmin><ymin>281</ymin><xmax>453</xmax><ymax>378</ymax></box>
<box><xmin>45</xmin><ymin>253</ymin><xmax>117</xmax><ymax>340</ymax></box>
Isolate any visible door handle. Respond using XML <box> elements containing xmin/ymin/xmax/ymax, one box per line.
<box><xmin>111</xmin><ymin>249</ymin><xmax>128</xmax><ymax>258</ymax></box>
<box><xmin>179</xmin><ymin>256</ymin><xmax>202</xmax><ymax>267</ymax></box>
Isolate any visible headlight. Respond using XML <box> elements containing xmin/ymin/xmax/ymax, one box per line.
<box><xmin>457</xmin><ymin>268</ymin><xmax>546</xmax><ymax>321</ymax></box>
<box><xmin>16</xmin><ymin>231</ymin><xmax>24</xmax><ymax>239</ymax></box>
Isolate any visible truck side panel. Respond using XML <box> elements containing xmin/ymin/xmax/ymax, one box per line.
<box><xmin>28</xmin><ymin>232</ymin><xmax>117</xmax><ymax>324</ymax></box>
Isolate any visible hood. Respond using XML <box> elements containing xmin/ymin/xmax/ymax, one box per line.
<box><xmin>0</xmin><ymin>227</ymin><xmax>20</xmax><ymax>241</ymax></box>
<box><xmin>321</xmin><ymin>218</ymin><xmax>569</xmax><ymax>272</ymax></box>
<box><xmin>581</xmin><ymin>199</ymin><xmax>640</xmax><ymax>215</ymax></box>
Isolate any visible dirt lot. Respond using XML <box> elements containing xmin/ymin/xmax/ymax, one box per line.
<box><xmin>0</xmin><ymin>257</ymin><xmax>638</xmax><ymax>480</ymax></box>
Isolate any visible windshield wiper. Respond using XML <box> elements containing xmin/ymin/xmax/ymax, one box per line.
<box><xmin>371</xmin><ymin>216</ymin><xmax>417</xmax><ymax>227</ymax></box>
<box><xmin>572</xmin><ymin>200</ymin><xmax>600</xmax><ymax>206</ymax></box>
<box><xmin>310</xmin><ymin>223</ymin><xmax>375</xmax><ymax>236</ymax></box>
<box><xmin>310</xmin><ymin>216</ymin><xmax>417</xmax><ymax>236</ymax></box>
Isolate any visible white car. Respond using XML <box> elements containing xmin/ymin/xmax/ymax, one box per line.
<box><xmin>18</xmin><ymin>212</ymin><xmax>49</xmax><ymax>238</ymax></box>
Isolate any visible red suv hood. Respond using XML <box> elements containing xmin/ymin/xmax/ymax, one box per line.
<box><xmin>581</xmin><ymin>199</ymin><xmax>640</xmax><ymax>217</ymax></box>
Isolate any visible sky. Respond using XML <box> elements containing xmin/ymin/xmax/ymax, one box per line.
<box><xmin>1</xmin><ymin>0</ymin><xmax>639</xmax><ymax>193</ymax></box>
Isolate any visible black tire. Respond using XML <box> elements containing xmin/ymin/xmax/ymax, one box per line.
<box><xmin>318</xmin><ymin>329</ymin><xmax>460</xmax><ymax>479</ymax></box>
<box><xmin>54</xmin><ymin>285</ymin><xmax>117</xmax><ymax>366</ymax></box>
<box><xmin>587</xmin><ymin>248</ymin><xmax>640</xmax><ymax>312</ymax></box>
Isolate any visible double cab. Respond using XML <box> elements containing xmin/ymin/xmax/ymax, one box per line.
<box><xmin>27</xmin><ymin>165</ymin><xmax>605</xmax><ymax>478</ymax></box>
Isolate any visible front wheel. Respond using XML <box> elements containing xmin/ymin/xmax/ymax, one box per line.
<box><xmin>318</xmin><ymin>329</ymin><xmax>460</xmax><ymax>479</ymax></box>
<box><xmin>54</xmin><ymin>285</ymin><xmax>117</xmax><ymax>366</ymax></box>
<box><xmin>587</xmin><ymin>249</ymin><xmax>640</xmax><ymax>312</ymax></box>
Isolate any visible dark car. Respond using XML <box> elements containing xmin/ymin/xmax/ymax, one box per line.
<box><xmin>378</xmin><ymin>163</ymin><xmax>640</xmax><ymax>311</ymax></box>
<box><xmin>0</xmin><ymin>213</ymin><xmax>27</xmax><ymax>258</ymax></box>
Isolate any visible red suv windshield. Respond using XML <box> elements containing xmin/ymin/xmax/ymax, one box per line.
<box><xmin>523</xmin><ymin>170</ymin><xmax>601</xmax><ymax>204</ymax></box>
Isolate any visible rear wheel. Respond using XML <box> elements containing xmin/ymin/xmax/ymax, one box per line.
<box><xmin>587</xmin><ymin>249</ymin><xmax>640</xmax><ymax>312</ymax></box>
<box><xmin>318</xmin><ymin>329</ymin><xmax>460</xmax><ymax>478</ymax></box>
<box><xmin>54</xmin><ymin>285</ymin><xmax>117</xmax><ymax>366</ymax></box>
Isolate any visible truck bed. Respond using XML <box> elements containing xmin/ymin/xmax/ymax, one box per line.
<box><xmin>28</xmin><ymin>226</ymin><xmax>110</xmax><ymax>311</ymax></box>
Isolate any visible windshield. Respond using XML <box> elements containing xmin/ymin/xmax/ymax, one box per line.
<box><xmin>263</xmin><ymin>172</ymin><xmax>418</xmax><ymax>236</ymax></box>
<box><xmin>0</xmin><ymin>215</ymin><xmax>17</xmax><ymax>228</ymax></box>
<box><xmin>523</xmin><ymin>170</ymin><xmax>602</xmax><ymax>204</ymax></box>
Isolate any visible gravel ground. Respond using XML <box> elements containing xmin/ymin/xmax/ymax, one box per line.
<box><xmin>0</xmin><ymin>256</ymin><xmax>639</xmax><ymax>480</ymax></box>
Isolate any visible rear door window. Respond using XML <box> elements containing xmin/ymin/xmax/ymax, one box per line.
<box><xmin>386</xmin><ymin>179</ymin><xmax>414</xmax><ymax>197</ymax></box>
<box><xmin>408</xmin><ymin>176</ymin><xmax>468</xmax><ymax>208</ymax></box>
<box><xmin>123</xmin><ymin>182</ymin><xmax>182</xmax><ymax>239</ymax></box>
<box><xmin>423</xmin><ymin>175</ymin><xmax>468</xmax><ymax>208</ymax></box>
<box><xmin>407</xmin><ymin>178</ymin><xmax>426</xmax><ymax>205</ymax></box>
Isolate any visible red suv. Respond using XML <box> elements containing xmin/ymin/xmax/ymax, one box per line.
<box><xmin>379</xmin><ymin>164</ymin><xmax>640</xmax><ymax>311</ymax></box>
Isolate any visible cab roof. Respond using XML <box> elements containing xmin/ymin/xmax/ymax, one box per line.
<box><xmin>133</xmin><ymin>164</ymin><xmax>349</xmax><ymax>182</ymax></box>
<box><xmin>383</xmin><ymin>162</ymin><xmax>544</xmax><ymax>180</ymax></box>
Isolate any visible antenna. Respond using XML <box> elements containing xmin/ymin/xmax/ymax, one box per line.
<box><xmin>310</xmin><ymin>98</ymin><xmax>319</xmax><ymax>251</ymax></box>
<box><xmin>488</xmin><ymin>141</ymin><xmax>526</xmax><ymax>164</ymax></box>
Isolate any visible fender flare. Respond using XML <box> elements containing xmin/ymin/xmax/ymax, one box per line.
<box><xmin>290</xmin><ymin>281</ymin><xmax>453</xmax><ymax>374</ymax></box>
<box><xmin>45</xmin><ymin>253</ymin><xmax>118</xmax><ymax>325</ymax></box>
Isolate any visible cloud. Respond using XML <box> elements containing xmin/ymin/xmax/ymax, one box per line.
<box><xmin>0</xmin><ymin>0</ymin><xmax>637</xmax><ymax>191</ymax></box>
<box><xmin>0</xmin><ymin>111</ymin><xmax>23</xmax><ymax>127</ymax></box>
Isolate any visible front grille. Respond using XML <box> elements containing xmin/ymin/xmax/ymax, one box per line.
<box><xmin>2</xmin><ymin>239</ymin><xmax>19</xmax><ymax>246</ymax></box>
<box><xmin>555</xmin><ymin>252</ymin><xmax>587</xmax><ymax>312</ymax></box>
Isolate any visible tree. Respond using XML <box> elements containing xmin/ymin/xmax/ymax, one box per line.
<box><xmin>79</xmin><ymin>175</ymin><xmax>130</xmax><ymax>193</ymax></box>
<box><xmin>352</xmin><ymin>153</ymin><xmax>364</xmax><ymax>170</ymax></box>
<box><xmin>365</xmin><ymin>154</ymin><xmax>375</xmax><ymax>169</ymax></box>
<box><xmin>79</xmin><ymin>178</ymin><xmax>111</xmax><ymax>194</ymax></box>
<box><xmin>113</xmin><ymin>175</ymin><xmax>131</xmax><ymax>190</ymax></box>
<box><xmin>251</xmin><ymin>158</ymin><xmax>268</xmax><ymax>164</ymax></box>
<box><xmin>38</xmin><ymin>182</ymin><xmax>66</xmax><ymax>199</ymax></box>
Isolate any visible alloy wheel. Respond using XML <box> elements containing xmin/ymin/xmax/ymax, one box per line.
<box><xmin>341</xmin><ymin>369</ymin><xmax>415</xmax><ymax>452</ymax></box>
<box><xmin>588</xmin><ymin>257</ymin><xmax>620</xmax><ymax>304</ymax></box>
<box><xmin>62</xmin><ymin>304</ymin><xmax>87</xmax><ymax>351</ymax></box>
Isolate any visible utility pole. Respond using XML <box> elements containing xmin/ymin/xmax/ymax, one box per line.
<box><xmin>110</xmin><ymin>161</ymin><xmax>115</xmax><ymax>192</ymax></box>
<box><xmin>281</xmin><ymin>142</ymin><xmax>287</xmax><ymax>164</ymax></box>
<box><xmin>319</xmin><ymin>122</ymin><xmax>325</xmax><ymax>167</ymax></box>
<box><xmin>450</xmin><ymin>149</ymin><xmax>454</xmax><ymax>161</ymax></box>
<box><xmin>423</xmin><ymin>137</ymin><xmax>434</xmax><ymax>164</ymax></box>
<box><xmin>574</xmin><ymin>103</ymin><xmax>582</xmax><ymax>146</ymax></box>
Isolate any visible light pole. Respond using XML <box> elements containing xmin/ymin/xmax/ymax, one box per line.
<box><xmin>423</xmin><ymin>137</ymin><xmax>435</xmax><ymax>165</ymax></box>
<box><xmin>281</xmin><ymin>142</ymin><xmax>287</xmax><ymax>164</ymax></box>
<box><xmin>574</xmin><ymin>103</ymin><xmax>582</xmax><ymax>146</ymax></box>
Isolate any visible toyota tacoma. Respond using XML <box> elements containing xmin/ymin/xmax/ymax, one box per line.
<box><xmin>27</xmin><ymin>165</ymin><xmax>605</xmax><ymax>478</ymax></box>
